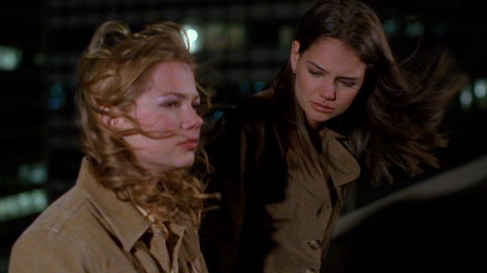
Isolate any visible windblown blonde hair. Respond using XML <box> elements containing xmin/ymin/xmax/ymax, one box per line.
<box><xmin>76</xmin><ymin>20</ymin><xmax>210</xmax><ymax>226</ymax></box>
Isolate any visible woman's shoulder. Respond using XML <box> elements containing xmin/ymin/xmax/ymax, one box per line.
<box><xmin>239</xmin><ymin>88</ymin><xmax>278</xmax><ymax>117</ymax></box>
<box><xmin>217</xmin><ymin>88</ymin><xmax>279</xmax><ymax>132</ymax></box>
<box><xmin>205</xmin><ymin>89</ymin><xmax>279</xmax><ymax>150</ymax></box>
<box><xmin>13</xmin><ymin>187</ymin><xmax>97</xmax><ymax>245</ymax></box>
<box><xmin>10</xmin><ymin>187</ymin><xmax>95</xmax><ymax>270</ymax></box>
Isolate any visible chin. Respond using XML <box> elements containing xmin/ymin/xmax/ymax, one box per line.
<box><xmin>177</xmin><ymin>155</ymin><xmax>196</xmax><ymax>169</ymax></box>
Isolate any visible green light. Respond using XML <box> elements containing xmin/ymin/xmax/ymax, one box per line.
<box><xmin>0</xmin><ymin>45</ymin><xmax>23</xmax><ymax>71</ymax></box>
<box><xmin>0</xmin><ymin>189</ymin><xmax>48</xmax><ymax>222</ymax></box>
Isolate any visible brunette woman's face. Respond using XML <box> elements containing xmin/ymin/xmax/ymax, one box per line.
<box><xmin>121</xmin><ymin>61</ymin><xmax>203</xmax><ymax>175</ymax></box>
<box><xmin>290</xmin><ymin>38</ymin><xmax>367</xmax><ymax>130</ymax></box>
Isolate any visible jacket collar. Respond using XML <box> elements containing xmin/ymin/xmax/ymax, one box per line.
<box><xmin>76</xmin><ymin>157</ymin><xmax>152</xmax><ymax>252</ymax></box>
<box><xmin>320</xmin><ymin>128</ymin><xmax>361</xmax><ymax>188</ymax></box>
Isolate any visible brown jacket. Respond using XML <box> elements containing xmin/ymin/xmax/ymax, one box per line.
<box><xmin>199</xmin><ymin>89</ymin><xmax>360</xmax><ymax>273</ymax></box>
<box><xmin>9</xmin><ymin>158</ymin><xmax>207</xmax><ymax>273</ymax></box>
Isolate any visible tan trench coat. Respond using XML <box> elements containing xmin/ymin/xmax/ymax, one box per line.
<box><xmin>9</xmin><ymin>158</ymin><xmax>208</xmax><ymax>273</ymax></box>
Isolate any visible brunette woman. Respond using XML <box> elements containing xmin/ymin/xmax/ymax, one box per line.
<box><xmin>199</xmin><ymin>0</ymin><xmax>462</xmax><ymax>272</ymax></box>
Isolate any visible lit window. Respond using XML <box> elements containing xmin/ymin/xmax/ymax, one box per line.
<box><xmin>405</xmin><ymin>21</ymin><xmax>424</xmax><ymax>38</ymax></box>
<box><xmin>383</xmin><ymin>19</ymin><xmax>398</xmax><ymax>36</ymax></box>
<box><xmin>474</xmin><ymin>78</ymin><xmax>487</xmax><ymax>99</ymax></box>
<box><xmin>0</xmin><ymin>189</ymin><xmax>48</xmax><ymax>222</ymax></box>
<box><xmin>228</xmin><ymin>24</ymin><xmax>246</xmax><ymax>50</ymax></box>
<box><xmin>18</xmin><ymin>162</ymin><xmax>47</xmax><ymax>184</ymax></box>
<box><xmin>279</xmin><ymin>25</ymin><xmax>294</xmax><ymax>49</ymax></box>
<box><xmin>254</xmin><ymin>81</ymin><xmax>267</xmax><ymax>92</ymax></box>
<box><xmin>459</xmin><ymin>83</ymin><xmax>473</xmax><ymax>111</ymax></box>
<box><xmin>474</xmin><ymin>78</ymin><xmax>487</xmax><ymax>108</ymax></box>
<box><xmin>0</xmin><ymin>45</ymin><xmax>23</xmax><ymax>71</ymax></box>
<box><xmin>48</xmin><ymin>83</ymin><xmax>66</xmax><ymax>110</ymax></box>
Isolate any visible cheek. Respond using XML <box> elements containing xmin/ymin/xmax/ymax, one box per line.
<box><xmin>294</xmin><ymin>82</ymin><xmax>308</xmax><ymax>110</ymax></box>
<box><xmin>139</xmin><ymin>112</ymin><xmax>178</xmax><ymax>132</ymax></box>
<box><xmin>153</xmin><ymin>119</ymin><xmax>177</xmax><ymax>133</ymax></box>
<box><xmin>338</xmin><ymin>92</ymin><xmax>360</xmax><ymax>111</ymax></box>
<box><xmin>294</xmin><ymin>74</ymin><xmax>315</xmax><ymax>102</ymax></box>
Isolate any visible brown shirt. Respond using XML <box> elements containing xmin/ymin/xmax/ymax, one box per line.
<box><xmin>9</xmin><ymin>158</ymin><xmax>208</xmax><ymax>273</ymax></box>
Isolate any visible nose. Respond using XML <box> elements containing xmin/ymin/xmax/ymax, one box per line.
<box><xmin>181</xmin><ymin>107</ymin><xmax>203</xmax><ymax>130</ymax></box>
<box><xmin>319</xmin><ymin>82</ymin><xmax>336</xmax><ymax>101</ymax></box>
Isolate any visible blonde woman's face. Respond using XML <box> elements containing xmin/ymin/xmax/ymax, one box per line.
<box><xmin>122</xmin><ymin>61</ymin><xmax>203</xmax><ymax>175</ymax></box>
<box><xmin>290</xmin><ymin>38</ymin><xmax>367</xmax><ymax>130</ymax></box>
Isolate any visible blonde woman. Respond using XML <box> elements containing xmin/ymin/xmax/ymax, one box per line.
<box><xmin>10</xmin><ymin>20</ymin><xmax>209</xmax><ymax>273</ymax></box>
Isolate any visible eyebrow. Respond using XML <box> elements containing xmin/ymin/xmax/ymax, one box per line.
<box><xmin>308</xmin><ymin>61</ymin><xmax>362</xmax><ymax>80</ymax></box>
<box><xmin>161</xmin><ymin>92</ymin><xmax>200</xmax><ymax>101</ymax></box>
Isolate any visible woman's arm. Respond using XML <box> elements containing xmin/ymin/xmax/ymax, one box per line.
<box><xmin>199</xmin><ymin>108</ymin><xmax>261</xmax><ymax>273</ymax></box>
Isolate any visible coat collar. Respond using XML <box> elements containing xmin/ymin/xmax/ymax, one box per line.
<box><xmin>320</xmin><ymin>128</ymin><xmax>361</xmax><ymax>188</ymax></box>
<box><xmin>76</xmin><ymin>157</ymin><xmax>152</xmax><ymax>252</ymax></box>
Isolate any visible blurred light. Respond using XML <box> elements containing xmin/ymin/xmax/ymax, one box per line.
<box><xmin>18</xmin><ymin>162</ymin><xmax>47</xmax><ymax>184</ymax></box>
<box><xmin>0</xmin><ymin>189</ymin><xmax>48</xmax><ymax>222</ymax></box>
<box><xmin>254</xmin><ymin>81</ymin><xmax>267</xmax><ymax>92</ymax></box>
<box><xmin>228</xmin><ymin>24</ymin><xmax>246</xmax><ymax>50</ymax></box>
<box><xmin>474</xmin><ymin>78</ymin><xmax>487</xmax><ymax>98</ymax></box>
<box><xmin>474</xmin><ymin>78</ymin><xmax>487</xmax><ymax>109</ymax></box>
<box><xmin>239</xmin><ymin>81</ymin><xmax>252</xmax><ymax>92</ymax></box>
<box><xmin>50</xmin><ymin>83</ymin><xmax>63</xmax><ymax>97</ymax></box>
<box><xmin>209</xmin><ymin>110</ymin><xmax>224</xmax><ymax>128</ymax></box>
<box><xmin>34</xmin><ymin>53</ymin><xmax>46</xmax><ymax>66</ymax></box>
<box><xmin>279</xmin><ymin>25</ymin><xmax>294</xmax><ymax>48</ymax></box>
<box><xmin>183</xmin><ymin>25</ymin><xmax>200</xmax><ymax>53</ymax></box>
<box><xmin>0</xmin><ymin>45</ymin><xmax>23</xmax><ymax>71</ymax></box>
<box><xmin>206</xmin><ymin>23</ymin><xmax>226</xmax><ymax>51</ymax></box>
<box><xmin>49</xmin><ymin>98</ymin><xmax>62</xmax><ymax>110</ymax></box>
<box><xmin>383</xmin><ymin>19</ymin><xmax>398</xmax><ymax>36</ymax></box>
<box><xmin>459</xmin><ymin>84</ymin><xmax>473</xmax><ymax>111</ymax></box>
<box><xmin>405</xmin><ymin>21</ymin><xmax>424</xmax><ymax>37</ymax></box>
<box><xmin>49</xmin><ymin>83</ymin><xmax>66</xmax><ymax>110</ymax></box>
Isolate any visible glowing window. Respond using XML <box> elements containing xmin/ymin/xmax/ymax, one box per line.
<box><xmin>0</xmin><ymin>45</ymin><xmax>23</xmax><ymax>71</ymax></box>
<box><xmin>0</xmin><ymin>189</ymin><xmax>48</xmax><ymax>222</ymax></box>
<box><xmin>474</xmin><ymin>78</ymin><xmax>487</xmax><ymax>99</ymax></box>
<box><xmin>459</xmin><ymin>84</ymin><xmax>473</xmax><ymax>111</ymax></box>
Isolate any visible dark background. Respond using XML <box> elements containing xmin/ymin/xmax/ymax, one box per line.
<box><xmin>1</xmin><ymin>0</ymin><xmax>487</xmax><ymax>272</ymax></box>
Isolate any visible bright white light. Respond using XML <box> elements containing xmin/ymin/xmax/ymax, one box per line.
<box><xmin>474</xmin><ymin>78</ymin><xmax>487</xmax><ymax>98</ymax></box>
<box><xmin>0</xmin><ymin>45</ymin><xmax>23</xmax><ymax>71</ymax></box>
<box><xmin>187</xmin><ymin>29</ymin><xmax>198</xmax><ymax>43</ymax></box>
<box><xmin>183</xmin><ymin>26</ymin><xmax>200</xmax><ymax>53</ymax></box>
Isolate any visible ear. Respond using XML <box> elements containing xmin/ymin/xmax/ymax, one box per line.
<box><xmin>290</xmin><ymin>40</ymin><xmax>301</xmax><ymax>73</ymax></box>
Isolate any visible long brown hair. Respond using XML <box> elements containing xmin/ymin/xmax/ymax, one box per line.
<box><xmin>272</xmin><ymin>0</ymin><xmax>464</xmax><ymax>185</ymax></box>
<box><xmin>76</xmin><ymin>21</ymin><xmax>211</xmax><ymax>225</ymax></box>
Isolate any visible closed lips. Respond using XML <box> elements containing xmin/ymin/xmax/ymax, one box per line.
<box><xmin>311</xmin><ymin>102</ymin><xmax>334</xmax><ymax>113</ymax></box>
